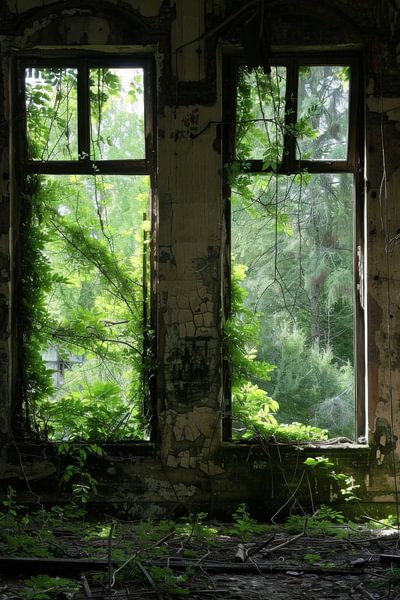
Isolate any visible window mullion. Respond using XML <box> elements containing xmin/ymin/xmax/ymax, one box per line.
<box><xmin>282</xmin><ymin>62</ymin><xmax>298</xmax><ymax>173</ymax></box>
<box><xmin>347</xmin><ymin>59</ymin><xmax>360</xmax><ymax>172</ymax></box>
<box><xmin>77</xmin><ymin>59</ymin><xmax>90</xmax><ymax>161</ymax></box>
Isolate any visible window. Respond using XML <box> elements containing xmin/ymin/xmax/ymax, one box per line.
<box><xmin>14</xmin><ymin>56</ymin><xmax>156</xmax><ymax>441</ymax></box>
<box><xmin>224</xmin><ymin>55</ymin><xmax>364</xmax><ymax>440</ymax></box>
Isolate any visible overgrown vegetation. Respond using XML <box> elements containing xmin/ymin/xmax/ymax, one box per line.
<box><xmin>21</xmin><ymin>61</ymin><xmax>355</xmax><ymax>443</ymax></box>
<box><xmin>22</xmin><ymin>66</ymin><xmax>151</xmax><ymax>441</ymax></box>
<box><xmin>229</xmin><ymin>63</ymin><xmax>355</xmax><ymax>439</ymax></box>
<box><xmin>0</xmin><ymin>468</ymin><xmax>392</xmax><ymax>599</ymax></box>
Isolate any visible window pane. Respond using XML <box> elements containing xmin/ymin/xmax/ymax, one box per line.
<box><xmin>236</xmin><ymin>66</ymin><xmax>286</xmax><ymax>167</ymax></box>
<box><xmin>32</xmin><ymin>174</ymin><xmax>151</xmax><ymax>440</ymax></box>
<box><xmin>297</xmin><ymin>65</ymin><xmax>350</xmax><ymax>161</ymax></box>
<box><xmin>90</xmin><ymin>68</ymin><xmax>145</xmax><ymax>160</ymax></box>
<box><xmin>25</xmin><ymin>67</ymin><xmax>78</xmax><ymax>160</ymax></box>
<box><xmin>231</xmin><ymin>172</ymin><xmax>354</xmax><ymax>438</ymax></box>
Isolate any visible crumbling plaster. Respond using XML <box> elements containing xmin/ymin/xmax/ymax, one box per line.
<box><xmin>0</xmin><ymin>0</ymin><xmax>399</xmax><ymax>516</ymax></box>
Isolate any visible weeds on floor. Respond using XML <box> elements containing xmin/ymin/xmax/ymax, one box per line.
<box><xmin>0</xmin><ymin>449</ymin><xmax>377</xmax><ymax>599</ymax></box>
<box><xmin>228</xmin><ymin>503</ymin><xmax>268</xmax><ymax>541</ymax></box>
<box><xmin>284</xmin><ymin>505</ymin><xmax>349</xmax><ymax>537</ymax></box>
<box><xmin>20</xmin><ymin>575</ymin><xmax>79</xmax><ymax>600</ymax></box>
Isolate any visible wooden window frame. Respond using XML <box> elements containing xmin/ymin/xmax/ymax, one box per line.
<box><xmin>17</xmin><ymin>55</ymin><xmax>155</xmax><ymax>175</ymax></box>
<box><xmin>12</xmin><ymin>53</ymin><xmax>158</xmax><ymax>439</ymax></box>
<box><xmin>222</xmin><ymin>52</ymin><xmax>365</xmax><ymax>441</ymax></box>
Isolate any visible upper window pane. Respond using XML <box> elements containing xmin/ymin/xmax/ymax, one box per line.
<box><xmin>90</xmin><ymin>68</ymin><xmax>145</xmax><ymax>160</ymax></box>
<box><xmin>25</xmin><ymin>67</ymin><xmax>78</xmax><ymax>160</ymax></box>
<box><xmin>297</xmin><ymin>65</ymin><xmax>350</xmax><ymax>161</ymax></box>
<box><xmin>236</xmin><ymin>66</ymin><xmax>286</xmax><ymax>168</ymax></box>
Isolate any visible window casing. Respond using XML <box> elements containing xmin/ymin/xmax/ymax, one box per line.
<box><xmin>13</xmin><ymin>55</ymin><xmax>157</xmax><ymax>440</ymax></box>
<box><xmin>223</xmin><ymin>53</ymin><xmax>364</xmax><ymax>441</ymax></box>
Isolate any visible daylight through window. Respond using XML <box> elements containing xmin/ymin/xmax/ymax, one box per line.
<box><xmin>227</xmin><ymin>57</ymin><xmax>362</xmax><ymax>441</ymax></box>
<box><xmin>18</xmin><ymin>58</ymin><xmax>155</xmax><ymax>441</ymax></box>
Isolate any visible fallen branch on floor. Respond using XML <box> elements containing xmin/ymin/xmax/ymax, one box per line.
<box><xmin>0</xmin><ymin>553</ymin><xmax>367</xmax><ymax>579</ymax></box>
<box><xmin>81</xmin><ymin>574</ymin><xmax>92</xmax><ymax>598</ymax></box>
<box><xmin>144</xmin><ymin>558</ymin><xmax>366</xmax><ymax>576</ymax></box>
<box><xmin>248</xmin><ymin>535</ymin><xmax>275</xmax><ymax>557</ymax></box>
<box><xmin>110</xmin><ymin>529</ymin><xmax>175</xmax><ymax>587</ymax></box>
<box><xmin>235</xmin><ymin>535</ymin><xmax>276</xmax><ymax>562</ymax></box>
<box><xmin>379</xmin><ymin>554</ymin><xmax>400</xmax><ymax>565</ymax></box>
<box><xmin>0</xmin><ymin>556</ymin><xmax>109</xmax><ymax>574</ymax></box>
<box><xmin>261</xmin><ymin>531</ymin><xmax>305</xmax><ymax>555</ymax></box>
<box><xmin>136</xmin><ymin>561</ymin><xmax>164</xmax><ymax>600</ymax></box>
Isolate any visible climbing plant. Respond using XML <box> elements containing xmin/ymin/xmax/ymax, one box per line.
<box><xmin>21</xmin><ymin>65</ymin><xmax>152</xmax><ymax>441</ymax></box>
<box><xmin>229</xmin><ymin>62</ymin><xmax>355</xmax><ymax>438</ymax></box>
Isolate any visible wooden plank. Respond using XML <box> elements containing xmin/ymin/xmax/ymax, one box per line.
<box><xmin>0</xmin><ymin>556</ymin><xmax>109</xmax><ymax>574</ymax></box>
<box><xmin>379</xmin><ymin>554</ymin><xmax>400</xmax><ymax>565</ymax></box>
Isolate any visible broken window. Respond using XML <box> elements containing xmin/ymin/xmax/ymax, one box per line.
<box><xmin>16</xmin><ymin>57</ymin><xmax>156</xmax><ymax>441</ymax></box>
<box><xmin>225</xmin><ymin>56</ymin><xmax>363</xmax><ymax>441</ymax></box>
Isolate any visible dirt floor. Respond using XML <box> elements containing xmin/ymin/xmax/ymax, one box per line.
<box><xmin>1</xmin><ymin>513</ymin><xmax>400</xmax><ymax>599</ymax></box>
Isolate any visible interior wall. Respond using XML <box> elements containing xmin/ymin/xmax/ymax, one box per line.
<box><xmin>0</xmin><ymin>0</ymin><xmax>399</xmax><ymax>517</ymax></box>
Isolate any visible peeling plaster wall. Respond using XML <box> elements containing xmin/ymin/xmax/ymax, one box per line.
<box><xmin>0</xmin><ymin>0</ymin><xmax>399</xmax><ymax>515</ymax></box>
<box><xmin>157</xmin><ymin>96</ymin><xmax>222</xmax><ymax>472</ymax></box>
<box><xmin>0</xmin><ymin>40</ymin><xmax>11</xmax><ymax>438</ymax></box>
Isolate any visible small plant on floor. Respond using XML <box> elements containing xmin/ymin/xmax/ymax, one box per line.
<box><xmin>303</xmin><ymin>552</ymin><xmax>321</xmax><ymax>564</ymax></box>
<box><xmin>146</xmin><ymin>566</ymin><xmax>190</xmax><ymax>596</ymax></box>
<box><xmin>285</xmin><ymin>504</ymin><xmax>347</xmax><ymax>537</ymax></box>
<box><xmin>374</xmin><ymin>567</ymin><xmax>400</xmax><ymax>596</ymax></box>
<box><xmin>20</xmin><ymin>575</ymin><xmax>79</xmax><ymax>600</ymax></box>
<box><xmin>0</xmin><ymin>486</ymin><xmax>29</xmax><ymax>534</ymax></box>
<box><xmin>136</xmin><ymin>519</ymin><xmax>175</xmax><ymax>544</ymax></box>
<box><xmin>181</xmin><ymin>512</ymin><xmax>218</xmax><ymax>544</ymax></box>
<box><xmin>58</xmin><ymin>442</ymin><xmax>104</xmax><ymax>510</ymax></box>
<box><xmin>1</xmin><ymin>486</ymin><xmax>31</xmax><ymax>535</ymax></box>
<box><xmin>228</xmin><ymin>503</ymin><xmax>266</xmax><ymax>541</ymax></box>
<box><xmin>2</xmin><ymin>485</ymin><xmax>25</xmax><ymax>518</ymax></box>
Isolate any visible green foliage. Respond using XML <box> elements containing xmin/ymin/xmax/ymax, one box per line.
<box><xmin>236</xmin><ymin>66</ymin><xmax>286</xmax><ymax>167</ymax></box>
<box><xmin>136</xmin><ymin>519</ymin><xmax>175</xmax><ymax>544</ymax></box>
<box><xmin>146</xmin><ymin>566</ymin><xmax>190</xmax><ymax>596</ymax></box>
<box><xmin>304</xmin><ymin>455</ymin><xmax>360</xmax><ymax>503</ymax></box>
<box><xmin>303</xmin><ymin>552</ymin><xmax>321</xmax><ymax>564</ymax></box>
<box><xmin>20</xmin><ymin>575</ymin><xmax>78</xmax><ymax>600</ymax></box>
<box><xmin>228</xmin><ymin>266</ymin><xmax>328</xmax><ymax>442</ymax></box>
<box><xmin>231</xmin><ymin>63</ymin><xmax>355</xmax><ymax>439</ymax></box>
<box><xmin>35</xmin><ymin>381</ymin><xmax>142</xmax><ymax>441</ymax></box>
<box><xmin>226</xmin><ymin>265</ymin><xmax>276</xmax><ymax>386</ymax></box>
<box><xmin>226</xmin><ymin>264</ymin><xmax>279</xmax><ymax>435</ymax></box>
<box><xmin>22</xmin><ymin>68</ymin><xmax>152</xmax><ymax>441</ymax></box>
<box><xmin>285</xmin><ymin>504</ymin><xmax>347</xmax><ymax>537</ymax></box>
<box><xmin>271</xmin><ymin>325</ymin><xmax>354</xmax><ymax>437</ymax></box>
<box><xmin>58</xmin><ymin>442</ymin><xmax>103</xmax><ymax>506</ymax></box>
<box><xmin>0</xmin><ymin>489</ymin><xmax>65</xmax><ymax>559</ymax></box>
<box><xmin>25</xmin><ymin>68</ymin><xmax>78</xmax><ymax>161</ymax></box>
<box><xmin>178</xmin><ymin>512</ymin><xmax>218</xmax><ymax>544</ymax></box>
<box><xmin>1</xmin><ymin>485</ymin><xmax>25</xmax><ymax>517</ymax></box>
<box><xmin>377</xmin><ymin>567</ymin><xmax>400</xmax><ymax>592</ymax></box>
<box><xmin>243</xmin><ymin>422</ymin><xmax>328</xmax><ymax>443</ymax></box>
<box><xmin>368</xmin><ymin>514</ymin><xmax>399</xmax><ymax>529</ymax></box>
<box><xmin>303</xmin><ymin>455</ymin><xmax>336</xmax><ymax>471</ymax></box>
<box><xmin>228</xmin><ymin>503</ymin><xmax>266</xmax><ymax>541</ymax></box>
<box><xmin>19</xmin><ymin>177</ymin><xmax>56</xmax><ymax>429</ymax></box>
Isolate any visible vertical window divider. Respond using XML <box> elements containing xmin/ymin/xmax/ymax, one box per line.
<box><xmin>282</xmin><ymin>61</ymin><xmax>299</xmax><ymax>173</ymax></box>
<box><xmin>77</xmin><ymin>59</ymin><xmax>90</xmax><ymax>163</ymax></box>
<box><xmin>347</xmin><ymin>58</ymin><xmax>360</xmax><ymax>172</ymax></box>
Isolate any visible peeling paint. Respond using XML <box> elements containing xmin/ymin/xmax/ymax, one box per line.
<box><xmin>145</xmin><ymin>477</ymin><xmax>197</xmax><ymax>500</ymax></box>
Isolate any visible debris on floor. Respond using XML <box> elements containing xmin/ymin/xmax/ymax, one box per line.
<box><xmin>1</xmin><ymin>511</ymin><xmax>400</xmax><ymax>599</ymax></box>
